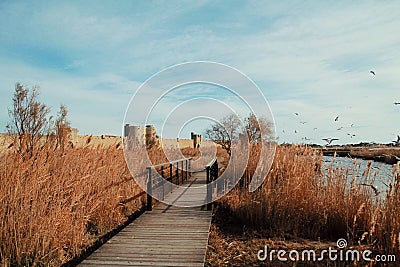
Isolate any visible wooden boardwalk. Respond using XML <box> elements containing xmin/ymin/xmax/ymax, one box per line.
<box><xmin>79</xmin><ymin>171</ymin><xmax>212</xmax><ymax>267</ymax></box>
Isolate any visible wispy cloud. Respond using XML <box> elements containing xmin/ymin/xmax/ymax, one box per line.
<box><xmin>0</xmin><ymin>1</ymin><xmax>399</xmax><ymax>143</ymax></box>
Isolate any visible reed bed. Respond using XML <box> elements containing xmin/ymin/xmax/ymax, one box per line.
<box><xmin>0</xmin><ymin>140</ymin><xmax>174</xmax><ymax>266</ymax></box>
<box><xmin>216</xmin><ymin>144</ymin><xmax>400</xmax><ymax>255</ymax></box>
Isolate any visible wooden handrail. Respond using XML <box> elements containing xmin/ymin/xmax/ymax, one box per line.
<box><xmin>205</xmin><ymin>157</ymin><xmax>217</xmax><ymax>169</ymax></box>
<box><xmin>146</xmin><ymin>157</ymin><xmax>192</xmax><ymax>211</ymax></box>
<box><xmin>206</xmin><ymin>158</ymin><xmax>218</xmax><ymax>211</ymax></box>
<box><xmin>147</xmin><ymin>157</ymin><xmax>192</xmax><ymax>169</ymax></box>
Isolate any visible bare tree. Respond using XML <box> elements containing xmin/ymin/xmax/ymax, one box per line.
<box><xmin>204</xmin><ymin>114</ymin><xmax>242</xmax><ymax>156</ymax></box>
<box><xmin>205</xmin><ymin>113</ymin><xmax>274</xmax><ymax>155</ymax></box>
<box><xmin>7</xmin><ymin>83</ymin><xmax>52</xmax><ymax>157</ymax></box>
<box><xmin>244</xmin><ymin>113</ymin><xmax>274</xmax><ymax>144</ymax></box>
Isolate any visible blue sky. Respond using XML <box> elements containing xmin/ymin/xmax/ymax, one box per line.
<box><xmin>0</xmin><ymin>1</ymin><xmax>399</xmax><ymax>144</ymax></box>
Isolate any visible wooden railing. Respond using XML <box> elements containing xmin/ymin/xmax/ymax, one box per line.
<box><xmin>146</xmin><ymin>158</ymin><xmax>191</xmax><ymax>211</ymax></box>
<box><xmin>205</xmin><ymin>158</ymin><xmax>218</xmax><ymax>210</ymax></box>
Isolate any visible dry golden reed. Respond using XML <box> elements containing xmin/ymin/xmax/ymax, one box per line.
<box><xmin>0</xmin><ymin>139</ymin><xmax>197</xmax><ymax>266</ymax></box>
<box><xmin>218</xmin><ymin>144</ymin><xmax>400</xmax><ymax>255</ymax></box>
<box><xmin>0</xmin><ymin>145</ymin><xmax>144</xmax><ymax>266</ymax></box>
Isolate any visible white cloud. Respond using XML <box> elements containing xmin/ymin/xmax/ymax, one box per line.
<box><xmin>1</xmin><ymin>1</ymin><xmax>399</xmax><ymax>143</ymax></box>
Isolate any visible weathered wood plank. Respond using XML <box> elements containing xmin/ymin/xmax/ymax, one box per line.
<box><xmin>78</xmin><ymin>170</ymin><xmax>212</xmax><ymax>267</ymax></box>
<box><xmin>87</xmin><ymin>255</ymin><xmax>205</xmax><ymax>261</ymax></box>
<box><xmin>91</xmin><ymin>249</ymin><xmax>206</xmax><ymax>255</ymax></box>
<box><xmin>80</xmin><ymin>259</ymin><xmax>204</xmax><ymax>266</ymax></box>
<box><xmin>92</xmin><ymin>249</ymin><xmax>206</xmax><ymax>255</ymax></box>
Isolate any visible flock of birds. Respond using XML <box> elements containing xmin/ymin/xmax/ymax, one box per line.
<box><xmin>291</xmin><ymin>111</ymin><xmax>350</xmax><ymax>144</ymax></box>
<box><xmin>284</xmin><ymin>70</ymin><xmax>400</xmax><ymax>146</ymax></box>
<box><xmin>286</xmin><ymin>70</ymin><xmax>398</xmax><ymax>196</ymax></box>
<box><xmin>292</xmin><ymin>112</ymin><xmax>400</xmax><ymax>146</ymax></box>
<box><xmin>292</xmin><ymin>112</ymin><xmax>349</xmax><ymax>145</ymax></box>
<box><xmin>276</xmin><ymin>70</ymin><xmax>399</xmax><ymax>196</ymax></box>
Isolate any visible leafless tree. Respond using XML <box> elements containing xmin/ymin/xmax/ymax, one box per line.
<box><xmin>205</xmin><ymin>113</ymin><xmax>274</xmax><ymax>155</ymax></box>
<box><xmin>7</xmin><ymin>83</ymin><xmax>52</xmax><ymax>157</ymax></box>
<box><xmin>244</xmin><ymin>113</ymin><xmax>274</xmax><ymax>144</ymax></box>
<box><xmin>204</xmin><ymin>114</ymin><xmax>242</xmax><ymax>156</ymax></box>
<box><xmin>7</xmin><ymin>83</ymin><xmax>71</xmax><ymax>157</ymax></box>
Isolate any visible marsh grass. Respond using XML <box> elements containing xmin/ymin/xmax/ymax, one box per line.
<box><xmin>0</xmin><ymin>141</ymin><xmax>176</xmax><ymax>266</ymax></box>
<box><xmin>216</xmin><ymin>144</ymin><xmax>400</xmax><ymax>256</ymax></box>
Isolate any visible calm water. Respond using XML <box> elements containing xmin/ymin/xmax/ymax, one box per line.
<box><xmin>322</xmin><ymin>156</ymin><xmax>399</xmax><ymax>196</ymax></box>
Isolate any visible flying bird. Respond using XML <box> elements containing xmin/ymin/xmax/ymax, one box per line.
<box><xmin>294</xmin><ymin>112</ymin><xmax>299</xmax><ymax>116</ymax></box>
<box><xmin>350</xmin><ymin>123</ymin><xmax>354</xmax><ymax>127</ymax></box>
<box><xmin>300</xmin><ymin>121</ymin><xmax>307</xmax><ymax>124</ymax></box>
<box><xmin>337</xmin><ymin>127</ymin><xmax>343</xmax><ymax>131</ymax></box>
<box><xmin>347</xmin><ymin>133</ymin><xmax>356</xmax><ymax>138</ymax></box>
<box><xmin>370</xmin><ymin>70</ymin><xmax>375</xmax><ymax>75</ymax></box>
<box><xmin>334</xmin><ymin>116</ymin><xmax>339</xmax><ymax>122</ymax></box>
<box><xmin>313</xmin><ymin>127</ymin><xmax>318</xmax><ymax>130</ymax></box>
<box><xmin>322</xmin><ymin>138</ymin><xmax>339</xmax><ymax>145</ymax></box>
<box><xmin>294</xmin><ymin>130</ymin><xmax>297</xmax><ymax>134</ymax></box>
<box><xmin>360</xmin><ymin>183</ymin><xmax>379</xmax><ymax>196</ymax></box>
<box><xmin>393</xmin><ymin>135</ymin><xmax>400</xmax><ymax>145</ymax></box>
<box><xmin>394</xmin><ymin>102</ymin><xmax>400</xmax><ymax>105</ymax></box>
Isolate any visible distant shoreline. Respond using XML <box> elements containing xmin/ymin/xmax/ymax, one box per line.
<box><xmin>2</xmin><ymin>132</ymin><xmax>399</xmax><ymax>164</ymax></box>
<box><xmin>319</xmin><ymin>145</ymin><xmax>400</xmax><ymax>165</ymax></box>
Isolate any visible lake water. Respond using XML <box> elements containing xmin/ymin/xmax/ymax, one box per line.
<box><xmin>322</xmin><ymin>156</ymin><xmax>399</xmax><ymax>196</ymax></box>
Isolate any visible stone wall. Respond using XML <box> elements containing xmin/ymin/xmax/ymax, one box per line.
<box><xmin>161</xmin><ymin>138</ymin><xmax>194</xmax><ymax>149</ymax></box>
<box><xmin>124</xmin><ymin>124</ymin><xmax>202</xmax><ymax>149</ymax></box>
<box><xmin>0</xmin><ymin>125</ymin><xmax>202</xmax><ymax>150</ymax></box>
<box><xmin>76</xmin><ymin>135</ymin><xmax>121</xmax><ymax>148</ymax></box>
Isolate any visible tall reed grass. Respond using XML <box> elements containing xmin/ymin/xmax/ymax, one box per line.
<box><xmin>0</xmin><ymin>136</ymin><xmax>200</xmax><ymax>266</ymax></box>
<box><xmin>218</xmin><ymin>144</ymin><xmax>400</xmax><ymax>255</ymax></box>
<box><xmin>0</xmin><ymin>139</ymin><xmax>173</xmax><ymax>266</ymax></box>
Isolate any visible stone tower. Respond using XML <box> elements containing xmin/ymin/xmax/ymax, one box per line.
<box><xmin>124</xmin><ymin>124</ymin><xmax>146</xmax><ymax>145</ymax></box>
<box><xmin>145</xmin><ymin>125</ymin><xmax>158</xmax><ymax>147</ymax></box>
<box><xmin>191</xmin><ymin>132</ymin><xmax>202</xmax><ymax>148</ymax></box>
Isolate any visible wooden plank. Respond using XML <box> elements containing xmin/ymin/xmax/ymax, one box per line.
<box><xmin>87</xmin><ymin>255</ymin><xmax>205</xmax><ymax>261</ymax></box>
<box><xmin>78</xmin><ymin>170</ymin><xmax>212</xmax><ymax>267</ymax></box>
<box><xmin>109</xmin><ymin>237</ymin><xmax>208</xmax><ymax>243</ymax></box>
<box><xmin>92</xmin><ymin>249</ymin><xmax>206</xmax><ymax>255</ymax></box>
<box><xmin>80</xmin><ymin>260</ymin><xmax>204</xmax><ymax>267</ymax></box>
<box><xmin>97</xmin><ymin>241</ymin><xmax>205</xmax><ymax>246</ymax></box>
<box><xmin>93</xmin><ymin>248</ymin><xmax>206</xmax><ymax>255</ymax></box>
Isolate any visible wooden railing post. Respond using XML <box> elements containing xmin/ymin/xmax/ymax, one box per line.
<box><xmin>181</xmin><ymin>161</ymin><xmax>184</xmax><ymax>183</ymax></box>
<box><xmin>169</xmin><ymin>163</ymin><xmax>173</xmax><ymax>189</ymax></box>
<box><xmin>184</xmin><ymin>159</ymin><xmax>187</xmax><ymax>181</ymax></box>
<box><xmin>206</xmin><ymin>159</ymin><xmax>218</xmax><ymax>211</ymax></box>
<box><xmin>161</xmin><ymin>166</ymin><xmax>165</xmax><ymax>199</ymax></box>
<box><xmin>206</xmin><ymin>166</ymin><xmax>212</xmax><ymax>210</ymax></box>
<box><xmin>215</xmin><ymin>161</ymin><xmax>221</xmax><ymax>196</ymax></box>
<box><xmin>147</xmin><ymin>167</ymin><xmax>152</xmax><ymax>211</ymax></box>
<box><xmin>176</xmin><ymin>162</ymin><xmax>179</xmax><ymax>184</ymax></box>
<box><xmin>145</xmin><ymin>158</ymin><xmax>192</xmax><ymax>210</ymax></box>
<box><xmin>188</xmin><ymin>158</ymin><xmax>190</xmax><ymax>179</ymax></box>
